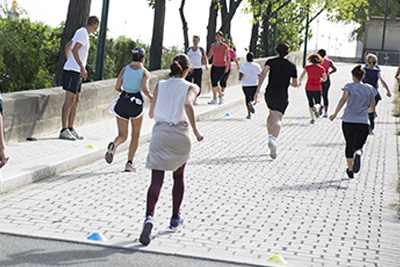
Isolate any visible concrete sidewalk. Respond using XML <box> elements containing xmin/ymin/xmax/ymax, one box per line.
<box><xmin>0</xmin><ymin>84</ymin><xmax>246</xmax><ymax>193</ymax></box>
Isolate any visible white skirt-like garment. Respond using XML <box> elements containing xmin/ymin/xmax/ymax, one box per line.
<box><xmin>146</xmin><ymin>121</ymin><xmax>191</xmax><ymax>171</ymax></box>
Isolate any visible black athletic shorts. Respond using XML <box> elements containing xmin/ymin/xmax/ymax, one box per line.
<box><xmin>0</xmin><ymin>102</ymin><xmax>3</xmax><ymax>115</ymax></box>
<box><xmin>63</xmin><ymin>70</ymin><xmax>82</xmax><ymax>94</ymax></box>
<box><xmin>114</xmin><ymin>91</ymin><xmax>144</xmax><ymax>120</ymax></box>
<box><xmin>211</xmin><ymin>66</ymin><xmax>226</xmax><ymax>87</ymax></box>
<box><xmin>265</xmin><ymin>96</ymin><xmax>289</xmax><ymax>114</ymax></box>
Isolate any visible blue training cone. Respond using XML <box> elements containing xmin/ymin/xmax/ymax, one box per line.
<box><xmin>87</xmin><ymin>232</ymin><xmax>107</xmax><ymax>241</ymax></box>
<box><xmin>224</xmin><ymin>113</ymin><xmax>231</xmax><ymax>117</ymax></box>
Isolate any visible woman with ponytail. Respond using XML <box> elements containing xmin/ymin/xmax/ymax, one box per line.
<box><xmin>105</xmin><ymin>47</ymin><xmax>153</xmax><ymax>172</ymax></box>
<box><xmin>139</xmin><ymin>54</ymin><xmax>204</xmax><ymax>246</ymax></box>
<box><xmin>329</xmin><ymin>65</ymin><xmax>377</xmax><ymax>179</ymax></box>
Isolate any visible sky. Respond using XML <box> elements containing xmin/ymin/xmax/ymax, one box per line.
<box><xmin>13</xmin><ymin>0</ymin><xmax>357</xmax><ymax>58</ymax></box>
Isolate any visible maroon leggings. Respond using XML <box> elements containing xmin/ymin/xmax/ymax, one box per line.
<box><xmin>146</xmin><ymin>163</ymin><xmax>186</xmax><ymax>217</ymax></box>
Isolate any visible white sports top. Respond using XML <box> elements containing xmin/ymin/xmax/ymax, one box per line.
<box><xmin>64</xmin><ymin>27</ymin><xmax>90</xmax><ymax>72</ymax></box>
<box><xmin>187</xmin><ymin>47</ymin><xmax>202</xmax><ymax>69</ymax></box>
<box><xmin>154</xmin><ymin>77</ymin><xmax>190</xmax><ymax>124</ymax></box>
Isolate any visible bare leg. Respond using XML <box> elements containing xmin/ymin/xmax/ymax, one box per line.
<box><xmin>309</xmin><ymin>107</ymin><xmax>315</xmax><ymax>118</ymax></box>
<box><xmin>128</xmin><ymin>116</ymin><xmax>143</xmax><ymax>161</ymax></box>
<box><xmin>67</xmin><ymin>92</ymin><xmax>80</xmax><ymax>128</ymax></box>
<box><xmin>270</xmin><ymin>111</ymin><xmax>283</xmax><ymax>138</ymax></box>
<box><xmin>113</xmin><ymin>117</ymin><xmax>129</xmax><ymax>153</ymax></box>
<box><xmin>61</xmin><ymin>91</ymin><xmax>76</xmax><ymax>129</ymax></box>
<box><xmin>346</xmin><ymin>158</ymin><xmax>353</xmax><ymax>171</ymax></box>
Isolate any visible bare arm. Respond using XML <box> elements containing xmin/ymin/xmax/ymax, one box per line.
<box><xmin>232</xmin><ymin>56</ymin><xmax>240</xmax><ymax>69</ymax></box>
<box><xmin>71</xmin><ymin>42</ymin><xmax>87</xmax><ymax>80</ymax></box>
<box><xmin>395</xmin><ymin>66</ymin><xmax>400</xmax><ymax>83</ymax></box>
<box><xmin>149</xmin><ymin>84</ymin><xmax>159</xmax><ymax>119</ymax></box>
<box><xmin>65</xmin><ymin>40</ymin><xmax>72</xmax><ymax>60</ymax></box>
<box><xmin>378</xmin><ymin>72</ymin><xmax>391</xmax><ymax>97</ymax></box>
<box><xmin>224</xmin><ymin>48</ymin><xmax>230</xmax><ymax>73</ymax></box>
<box><xmin>185</xmin><ymin>84</ymin><xmax>203</xmax><ymax>142</ymax></box>
<box><xmin>329</xmin><ymin>89</ymin><xmax>349</xmax><ymax>121</ymax></box>
<box><xmin>114</xmin><ymin>68</ymin><xmax>126</xmax><ymax>93</ymax></box>
<box><xmin>238</xmin><ymin>72</ymin><xmax>243</xmax><ymax>81</ymax></box>
<box><xmin>254</xmin><ymin>65</ymin><xmax>270</xmax><ymax>102</ymax></box>
<box><xmin>201</xmin><ymin>48</ymin><xmax>209</xmax><ymax>70</ymax></box>
<box><xmin>321</xmin><ymin>72</ymin><xmax>328</xmax><ymax>82</ymax></box>
<box><xmin>329</xmin><ymin>61</ymin><xmax>337</xmax><ymax>75</ymax></box>
<box><xmin>0</xmin><ymin>113</ymin><xmax>9</xmax><ymax>168</ymax></box>
<box><xmin>299</xmin><ymin>69</ymin><xmax>307</xmax><ymax>86</ymax></box>
<box><xmin>207</xmin><ymin>50</ymin><xmax>214</xmax><ymax>60</ymax></box>
<box><xmin>290</xmin><ymin>78</ymin><xmax>298</xmax><ymax>87</ymax></box>
<box><xmin>142</xmin><ymin>70</ymin><xmax>153</xmax><ymax>101</ymax></box>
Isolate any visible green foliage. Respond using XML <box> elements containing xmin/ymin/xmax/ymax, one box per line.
<box><xmin>161</xmin><ymin>45</ymin><xmax>184</xmax><ymax>70</ymax></box>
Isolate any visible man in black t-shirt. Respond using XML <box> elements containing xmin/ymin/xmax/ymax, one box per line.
<box><xmin>254</xmin><ymin>42</ymin><xmax>298</xmax><ymax>159</ymax></box>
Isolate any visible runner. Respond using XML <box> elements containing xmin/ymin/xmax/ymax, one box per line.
<box><xmin>329</xmin><ymin>65</ymin><xmax>377</xmax><ymax>178</ymax></box>
<box><xmin>207</xmin><ymin>31</ymin><xmax>230</xmax><ymax>105</ymax></box>
<box><xmin>299</xmin><ymin>54</ymin><xmax>327</xmax><ymax>124</ymax></box>
<box><xmin>220</xmin><ymin>39</ymin><xmax>240</xmax><ymax>96</ymax></box>
<box><xmin>105</xmin><ymin>47</ymin><xmax>153</xmax><ymax>172</ymax></box>
<box><xmin>362</xmin><ymin>54</ymin><xmax>391</xmax><ymax>134</ymax></box>
<box><xmin>0</xmin><ymin>92</ymin><xmax>9</xmax><ymax>168</ymax></box>
<box><xmin>139</xmin><ymin>54</ymin><xmax>204</xmax><ymax>246</ymax></box>
<box><xmin>239</xmin><ymin>52</ymin><xmax>261</xmax><ymax>119</ymax></box>
<box><xmin>60</xmin><ymin>16</ymin><xmax>99</xmax><ymax>140</ymax></box>
<box><xmin>317</xmin><ymin>49</ymin><xmax>337</xmax><ymax>118</ymax></box>
<box><xmin>185</xmin><ymin>35</ymin><xmax>208</xmax><ymax>105</ymax></box>
<box><xmin>254</xmin><ymin>42</ymin><xmax>298</xmax><ymax>159</ymax></box>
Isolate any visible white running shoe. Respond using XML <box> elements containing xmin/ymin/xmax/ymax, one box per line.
<box><xmin>268</xmin><ymin>140</ymin><xmax>277</xmax><ymax>159</ymax></box>
<box><xmin>208</xmin><ymin>99</ymin><xmax>218</xmax><ymax>105</ymax></box>
<box><xmin>219</xmin><ymin>96</ymin><xmax>224</xmax><ymax>105</ymax></box>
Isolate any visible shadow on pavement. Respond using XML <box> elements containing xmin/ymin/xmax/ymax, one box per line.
<box><xmin>271</xmin><ymin>178</ymin><xmax>350</xmax><ymax>191</ymax></box>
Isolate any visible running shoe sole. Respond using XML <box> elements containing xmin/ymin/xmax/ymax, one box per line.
<box><xmin>105</xmin><ymin>142</ymin><xmax>115</xmax><ymax>164</ymax></box>
<box><xmin>268</xmin><ymin>141</ymin><xmax>277</xmax><ymax>159</ymax></box>
<box><xmin>139</xmin><ymin>222</ymin><xmax>153</xmax><ymax>246</ymax></box>
<box><xmin>353</xmin><ymin>154</ymin><xmax>361</xmax><ymax>173</ymax></box>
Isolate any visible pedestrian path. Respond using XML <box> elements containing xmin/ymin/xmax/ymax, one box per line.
<box><xmin>0</xmin><ymin>63</ymin><xmax>399</xmax><ymax>267</ymax></box>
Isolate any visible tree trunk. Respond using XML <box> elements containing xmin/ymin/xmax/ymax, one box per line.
<box><xmin>249</xmin><ymin>0</ymin><xmax>263</xmax><ymax>55</ymax></box>
<box><xmin>149</xmin><ymin>0</ymin><xmax>166</xmax><ymax>71</ymax></box>
<box><xmin>179</xmin><ymin>0</ymin><xmax>189</xmax><ymax>52</ymax></box>
<box><xmin>55</xmin><ymin>0</ymin><xmax>91</xmax><ymax>86</ymax></box>
<box><xmin>219</xmin><ymin>0</ymin><xmax>242</xmax><ymax>36</ymax></box>
<box><xmin>206</xmin><ymin>0</ymin><xmax>218</xmax><ymax>55</ymax></box>
<box><xmin>261</xmin><ymin>3</ymin><xmax>272</xmax><ymax>57</ymax></box>
<box><xmin>220</xmin><ymin>0</ymin><xmax>229</xmax><ymax>38</ymax></box>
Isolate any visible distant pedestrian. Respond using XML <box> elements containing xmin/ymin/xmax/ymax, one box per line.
<box><xmin>60</xmin><ymin>16</ymin><xmax>99</xmax><ymax>140</ymax></box>
<box><xmin>254</xmin><ymin>42</ymin><xmax>298</xmax><ymax>159</ymax></box>
<box><xmin>207</xmin><ymin>31</ymin><xmax>230</xmax><ymax>105</ymax></box>
<box><xmin>220</xmin><ymin>39</ymin><xmax>240</xmax><ymax>96</ymax></box>
<box><xmin>239</xmin><ymin>52</ymin><xmax>261</xmax><ymax>119</ymax></box>
<box><xmin>362</xmin><ymin>54</ymin><xmax>391</xmax><ymax>134</ymax></box>
<box><xmin>329</xmin><ymin>65</ymin><xmax>377</xmax><ymax>178</ymax></box>
<box><xmin>185</xmin><ymin>35</ymin><xmax>208</xmax><ymax>105</ymax></box>
<box><xmin>317</xmin><ymin>49</ymin><xmax>337</xmax><ymax>118</ymax></box>
<box><xmin>139</xmin><ymin>54</ymin><xmax>203</xmax><ymax>246</ymax></box>
<box><xmin>299</xmin><ymin>53</ymin><xmax>327</xmax><ymax>124</ymax></box>
<box><xmin>0</xmin><ymin>92</ymin><xmax>9</xmax><ymax>168</ymax></box>
<box><xmin>105</xmin><ymin>47</ymin><xmax>153</xmax><ymax>172</ymax></box>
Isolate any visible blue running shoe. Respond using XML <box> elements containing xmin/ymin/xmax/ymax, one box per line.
<box><xmin>139</xmin><ymin>216</ymin><xmax>153</xmax><ymax>246</ymax></box>
<box><xmin>169</xmin><ymin>214</ymin><xmax>184</xmax><ymax>230</ymax></box>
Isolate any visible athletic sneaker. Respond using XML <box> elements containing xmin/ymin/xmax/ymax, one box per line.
<box><xmin>208</xmin><ymin>99</ymin><xmax>218</xmax><ymax>105</ymax></box>
<box><xmin>139</xmin><ymin>216</ymin><xmax>153</xmax><ymax>246</ymax></box>
<box><xmin>312</xmin><ymin>107</ymin><xmax>320</xmax><ymax>118</ymax></box>
<box><xmin>70</xmin><ymin>128</ymin><xmax>84</xmax><ymax>140</ymax></box>
<box><xmin>268</xmin><ymin>139</ymin><xmax>277</xmax><ymax>159</ymax></box>
<box><xmin>346</xmin><ymin>168</ymin><xmax>354</xmax><ymax>179</ymax></box>
<box><xmin>125</xmin><ymin>161</ymin><xmax>136</xmax><ymax>172</ymax></box>
<box><xmin>246</xmin><ymin>114</ymin><xmax>251</xmax><ymax>119</ymax></box>
<box><xmin>248</xmin><ymin>102</ymin><xmax>255</xmax><ymax>114</ymax></box>
<box><xmin>218</xmin><ymin>96</ymin><xmax>224</xmax><ymax>105</ymax></box>
<box><xmin>353</xmin><ymin>152</ymin><xmax>361</xmax><ymax>173</ymax></box>
<box><xmin>170</xmin><ymin>213</ymin><xmax>184</xmax><ymax>230</ymax></box>
<box><xmin>319</xmin><ymin>106</ymin><xmax>324</xmax><ymax>116</ymax></box>
<box><xmin>323</xmin><ymin>113</ymin><xmax>328</xmax><ymax>118</ymax></box>
<box><xmin>59</xmin><ymin>129</ymin><xmax>77</xmax><ymax>141</ymax></box>
<box><xmin>310</xmin><ymin>119</ymin><xmax>315</xmax><ymax>124</ymax></box>
<box><xmin>105</xmin><ymin>142</ymin><xmax>115</xmax><ymax>164</ymax></box>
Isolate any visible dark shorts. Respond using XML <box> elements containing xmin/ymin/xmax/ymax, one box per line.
<box><xmin>211</xmin><ymin>66</ymin><xmax>226</xmax><ymax>87</ymax></box>
<box><xmin>242</xmin><ymin>86</ymin><xmax>257</xmax><ymax>104</ymax></box>
<box><xmin>63</xmin><ymin>70</ymin><xmax>82</xmax><ymax>94</ymax></box>
<box><xmin>265</xmin><ymin>96</ymin><xmax>288</xmax><ymax>114</ymax></box>
<box><xmin>0</xmin><ymin>102</ymin><xmax>3</xmax><ymax>115</ymax></box>
<box><xmin>220</xmin><ymin>69</ymin><xmax>231</xmax><ymax>88</ymax></box>
<box><xmin>113</xmin><ymin>91</ymin><xmax>144</xmax><ymax>120</ymax></box>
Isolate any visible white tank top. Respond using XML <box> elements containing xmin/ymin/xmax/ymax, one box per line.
<box><xmin>187</xmin><ymin>47</ymin><xmax>202</xmax><ymax>69</ymax></box>
<box><xmin>154</xmin><ymin>77</ymin><xmax>190</xmax><ymax>124</ymax></box>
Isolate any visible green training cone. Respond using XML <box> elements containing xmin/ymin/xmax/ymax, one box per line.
<box><xmin>85</xmin><ymin>144</ymin><xmax>96</xmax><ymax>149</ymax></box>
<box><xmin>267</xmin><ymin>254</ymin><xmax>288</xmax><ymax>264</ymax></box>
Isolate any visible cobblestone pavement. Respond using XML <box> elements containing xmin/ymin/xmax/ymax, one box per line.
<box><xmin>0</xmin><ymin>63</ymin><xmax>399</xmax><ymax>266</ymax></box>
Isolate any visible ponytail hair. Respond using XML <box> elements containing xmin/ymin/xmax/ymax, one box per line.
<box><xmin>351</xmin><ymin>65</ymin><xmax>365</xmax><ymax>81</ymax></box>
<box><xmin>169</xmin><ymin>54</ymin><xmax>191</xmax><ymax>77</ymax></box>
<box><xmin>307</xmin><ymin>53</ymin><xmax>323</xmax><ymax>64</ymax></box>
<box><xmin>131</xmin><ymin>47</ymin><xmax>146</xmax><ymax>62</ymax></box>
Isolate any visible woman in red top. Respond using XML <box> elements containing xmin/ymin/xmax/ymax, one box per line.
<box><xmin>299</xmin><ymin>54</ymin><xmax>327</xmax><ymax>124</ymax></box>
<box><xmin>207</xmin><ymin>31</ymin><xmax>230</xmax><ymax>105</ymax></box>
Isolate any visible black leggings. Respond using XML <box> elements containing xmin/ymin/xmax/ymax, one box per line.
<box><xmin>242</xmin><ymin>86</ymin><xmax>257</xmax><ymax>105</ymax></box>
<box><xmin>306</xmin><ymin>90</ymin><xmax>321</xmax><ymax>107</ymax></box>
<box><xmin>342</xmin><ymin>122</ymin><xmax>369</xmax><ymax>158</ymax></box>
<box><xmin>321</xmin><ymin>76</ymin><xmax>331</xmax><ymax>107</ymax></box>
<box><xmin>186</xmin><ymin>68</ymin><xmax>202</xmax><ymax>96</ymax></box>
<box><xmin>146</xmin><ymin>163</ymin><xmax>186</xmax><ymax>217</ymax></box>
